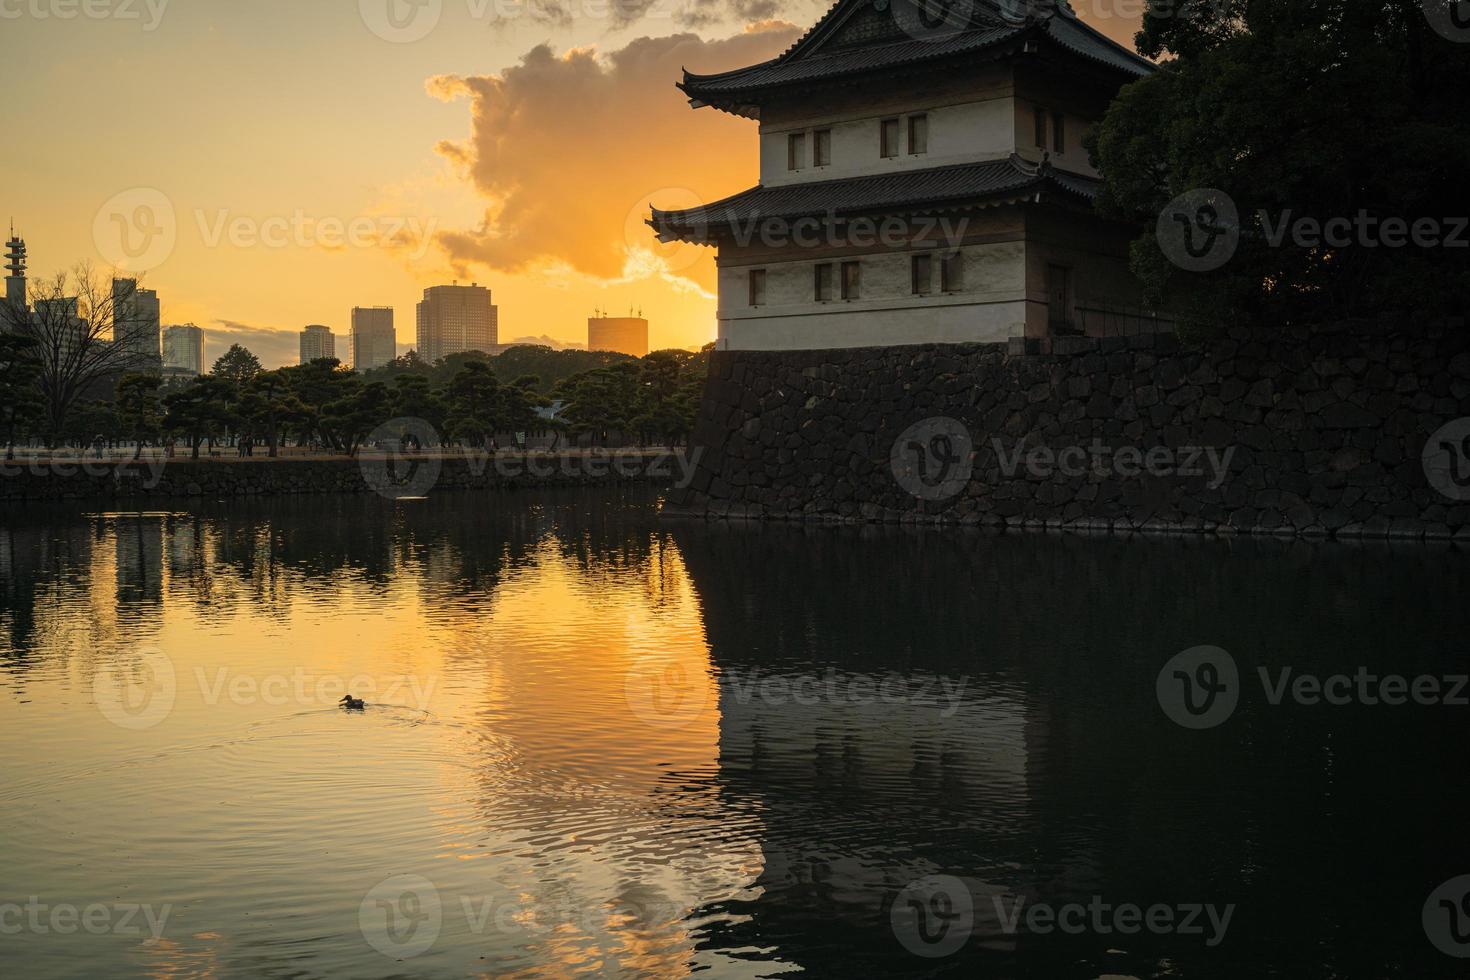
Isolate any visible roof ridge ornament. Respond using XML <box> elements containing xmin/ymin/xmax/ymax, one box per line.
<box><xmin>1008</xmin><ymin>151</ymin><xmax>1042</xmax><ymax>177</ymax></box>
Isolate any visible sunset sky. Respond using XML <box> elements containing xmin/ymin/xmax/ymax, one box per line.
<box><xmin>4</xmin><ymin>0</ymin><xmax>1142</xmax><ymax>367</ymax></box>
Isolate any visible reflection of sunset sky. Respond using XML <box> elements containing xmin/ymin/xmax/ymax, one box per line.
<box><xmin>3</xmin><ymin>3</ymin><xmax>1142</xmax><ymax>361</ymax></box>
<box><xmin>0</xmin><ymin>496</ymin><xmax>771</xmax><ymax>977</ymax></box>
<box><xmin>4</xmin><ymin>490</ymin><xmax>1464</xmax><ymax>977</ymax></box>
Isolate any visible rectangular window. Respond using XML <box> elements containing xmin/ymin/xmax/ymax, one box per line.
<box><xmin>1034</xmin><ymin>106</ymin><xmax>1047</xmax><ymax>149</ymax></box>
<box><xmin>787</xmin><ymin>132</ymin><xmax>805</xmax><ymax>171</ymax></box>
<box><xmin>1052</xmin><ymin>112</ymin><xmax>1065</xmax><ymax>154</ymax></box>
<box><xmin>908</xmin><ymin>113</ymin><xmax>928</xmax><ymax>155</ymax></box>
<box><xmin>813</xmin><ymin>129</ymin><xmax>831</xmax><ymax>167</ymax></box>
<box><xmin>749</xmin><ymin>269</ymin><xmax>767</xmax><ymax>307</ymax></box>
<box><xmin>880</xmin><ymin>118</ymin><xmax>899</xmax><ymax>159</ymax></box>
<box><xmin>911</xmin><ymin>253</ymin><xmax>933</xmax><ymax>295</ymax></box>
<box><xmin>814</xmin><ymin>263</ymin><xmax>835</xmax><ymax>301</ymax></box>
<box><xmin>841</xmin><ymin>260</ymin><xmax>861</xmax><ymax>300</ymax></box>
<box><xmin>941</xmin><ymin>251</ymin><xmax>965</xmax><ymax>292</ymax></box>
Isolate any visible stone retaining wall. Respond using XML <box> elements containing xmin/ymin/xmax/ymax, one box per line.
<box><xmin>663</xmin><ymin>320</ymin><xmax>1470</xmax><ymax>540</ymax></box>
<box><xmin>0</xmin><ymin>451</ymin><xmax>677</xmax><ymax>502</ymax></box>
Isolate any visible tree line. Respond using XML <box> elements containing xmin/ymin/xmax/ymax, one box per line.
<box><xmin>0</xmin><ymin>267</ymin><xmax>709</xmax><ymax>459</ymax></box>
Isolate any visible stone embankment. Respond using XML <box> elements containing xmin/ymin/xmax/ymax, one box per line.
<box><xmin>664</xmin><ymin>320</ymin><xmax>1470</xmax><ymax>540</ymax></box>
<box><xmin>0</xmin><ymin>450</ymin><xmax>682</xmax><ymax>502</ymax></box>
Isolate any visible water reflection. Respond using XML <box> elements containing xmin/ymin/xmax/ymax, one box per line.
<box><xmin>0</xmin><ymin>490</ymin><xmax>1466</xmax><ymax>978</ymax></box>
<box><xmin>673</xmin><ymin>523</ymin><xmax>1470</xmax><ymax>978</ymax></box>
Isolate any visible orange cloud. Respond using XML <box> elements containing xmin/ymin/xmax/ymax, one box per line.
<box><xmin>424</xmin><ymin>22</ymin><xmax>801</xmax><ymax>288</ymax></box>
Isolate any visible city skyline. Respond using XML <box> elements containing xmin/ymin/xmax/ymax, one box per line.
<box><xmin>6</xmin><ymin>229</ymin><xmax>673</xmax><ymax>366</ymax></box>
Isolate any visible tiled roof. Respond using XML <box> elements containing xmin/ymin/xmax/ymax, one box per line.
<box><xmin>681</xmin><ymin>0</ymin><xmax>1152</xmax><ymax>104</ymax></box>
<box><xmin>682</xmin><ymin>26</ymin><xmax>1026</xmax><ymax>97</ymax></box>
<box><xmin>1043</xmin><ymin>13</ymin><xmax>1155</xmax><ymax>76</ymax></box>
<box><xmin>649</xmin><ymin>157</ymin><xmax>1101</xmax><ymax>242</ymax></box>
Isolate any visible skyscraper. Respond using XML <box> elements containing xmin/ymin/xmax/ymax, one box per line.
<box><xmin>300</xmin><ymin>324</ymin><xmax>336</xmax><ymax>364</ymax></box>
<box><xmin>113</xmin><ymin>278</ymin><xmax>162</xmax><ymax>372</ymax></box>
<box><xmin>588</xmin><ymin>314</ymin><xmax>650</xmax><ymax>357</ymax></box>
<box><xmin>163</xmin><ymin>324</ymin><xmax>205</xmax><ymax>376</ymax></box>
<box><xmin>416</xmin><ymin>284</ymin><xmax>498</xmax><ymax>364</ymax></box>
<box><xmin>350</xmin><ymin>306</ymin><xmax>396</xmax><ymax>371</ymax></box>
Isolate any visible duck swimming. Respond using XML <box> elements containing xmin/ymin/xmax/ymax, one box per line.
<box><xmin>339</xmin><ymin>695</ymin><xmax>366</xmax><ymax>710</ymax></box>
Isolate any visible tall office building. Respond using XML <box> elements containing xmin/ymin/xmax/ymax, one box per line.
<box><xmin>588</xmin><ymin>314</ymin><xmax>650</xmax><ymax>357</ymax></box>
<box><xmin>114</xmin><ymin>278</ymin><xmax>162</xmax><ymax>372</ymax></box>
<box><xmin>300</xmin><ymin>324</ymin><xmax>336</xmax><ymax>364</ymax></box>
<box><xmin>416</xmin><ymin>283</ymin><xmax>498</xmax><ymax>364</ymax></box>
<box><xmin>4</xmin><ymin>226</ymin><xmax>26</xmax><ymax>319</ymax></box>
<box><xmin>163</xmin><ymin>324</ymin><xmax>205</xmax><ymax>376</ymax></box>
<box><xmin>351</xmin><ymin>306</ymin><xmax>396</xmax><ymax>371</ymax></box>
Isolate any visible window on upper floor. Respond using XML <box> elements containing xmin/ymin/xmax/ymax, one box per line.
<box><xmin>841</xmin><ymin>260</ymin><xmax>861</xmax><ymax>300</ymax></box>
<box><xmin>787</xmin><ymin>132</ymin><xmax>805</xmax><ymax>171</ymax></box>
<box><xmin>880</xmin><ymin>118</ymin><xmax>899</xmax><ymax>159</ymax></box>
<box><xmin>908</xmin><ymin>114</ymin><xmax>928</xmax><ymax>155</ymax></box>
<box><xmin>749</xmin><ymin>269</ymin><xmax>767</xmax><ymax>307</ymax></box>
<box><xmin>1053</xmin><ymin>112</ymin><xmax>1066</xmax><ymax>154</ymax></box>
<box><xmin>814</xmin><ymin>263</ymin><xmax>835</xmax><ymax>302</ymax></box>
<box><xmin>941</xmin><ymin>251</ymin><xmax>965</xmax><ymax>292</ymax></box>
<box><xmin>1034</xmin><ymin>105</ymin><xmax>1047</xmax><ymax>149</ymax></box>
<box><xmin>911</xmin><ymin>254</ymin><xmax>933</xmax><ymax>295</ymax></box>
<box><xmin>814</xmin><ymin>129</ymin><xmax>832</xmax><ymax>167</ymax></box>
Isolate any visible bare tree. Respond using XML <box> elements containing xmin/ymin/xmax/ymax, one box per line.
<box><xmin>0</xmin><ymin>263</ymin><xmax>156</xmax><ymax>444</ymax></box>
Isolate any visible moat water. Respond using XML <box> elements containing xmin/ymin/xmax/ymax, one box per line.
<box><xmin>1</xmin><ymin>486</ymin><xmax>1466</xmax><ymax>978</ymax></box>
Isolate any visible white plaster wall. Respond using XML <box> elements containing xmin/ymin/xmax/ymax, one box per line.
<box><xmin>716</xmin><ymin>242</ymin><xmax>1026</xmax><ymax>350</ymax></box>
<box><xmin>1010</xmin><ymin>103</ymin><xmax>1099</xmax><ymax>178</ymax></box>
<box><xmin>760</xmin><ymin>98</ymin><xmax>1018</xmax><ymax>187</ymax></box>
<box><xmin>718</xmin><ymin>303</ymin><xmax>1026</xmax><ymax>350</ymax></box>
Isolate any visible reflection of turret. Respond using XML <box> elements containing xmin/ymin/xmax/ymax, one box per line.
<box><xmin>115</xmin><ymin>517</ymin><xmax>165</xmax><ymax>606</ymax></box>
<box><xmin>4</xmin><ymin>222</ymin><xmax>27</xmax><ymax>316</ymax></box>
